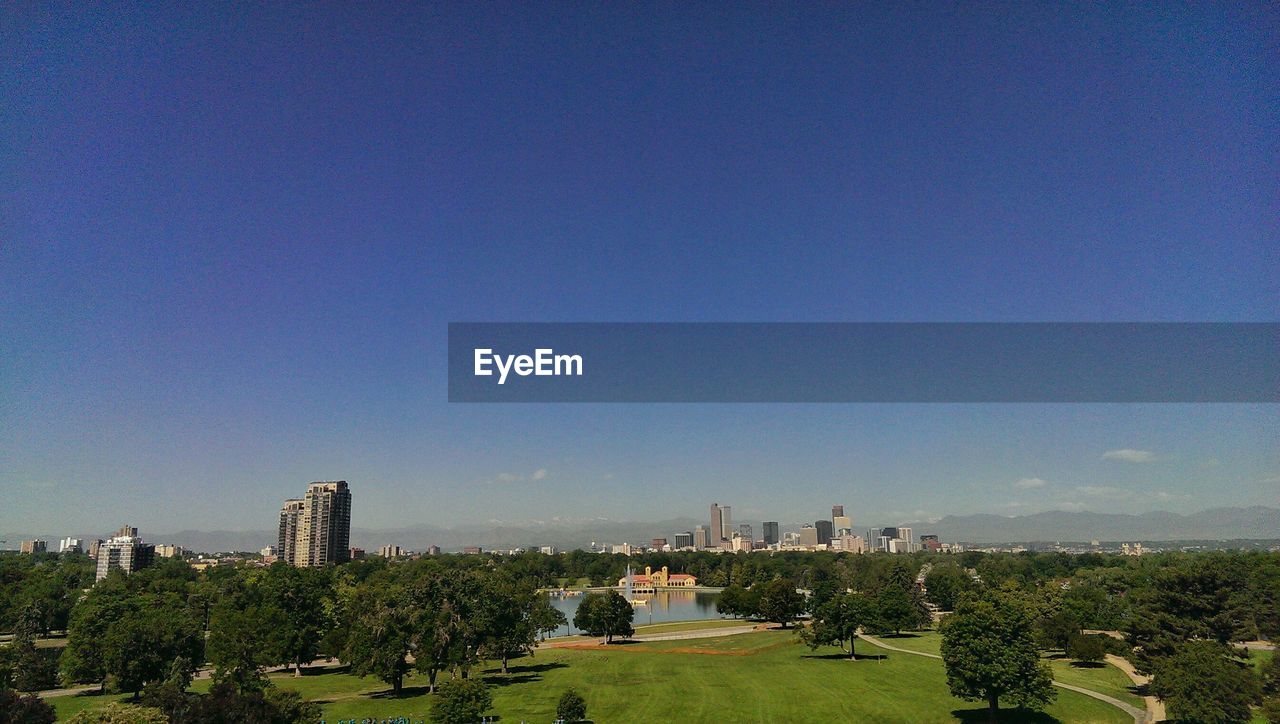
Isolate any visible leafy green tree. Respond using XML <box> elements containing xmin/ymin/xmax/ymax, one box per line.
<box><xmin>477</xmin><ymin>576</ymin><xmax>565</xmax><ymax>673</ymax></box>
<box><xmin>756</xmin><ymin>579</ymin><xmax>805</xmax><ymax>629</ymax></box>
<box><xmin>1065</xmin><ymin>633</ymin><xmax>1107</xmax><ymax>664</ymax></box>
<box><xmin>1036</xmin><ymin>610</ymin><xmax>1080</xmax><ymax>651</ymax></box>
<box><xmin>924</xmin><ymin>563</ymin><xmax>970</xmax><ymax>612</ymax></box>
<box><xmin>261</xmin><ymin>564</ymin><xmax>332</xmax><ymax>676</ymax></box>
<box><xmin>206</xmin><ymin>599</ymin><xmax>285</xmax><ymax>691</ymax></box>
<box><xmin>1149</xmin><ymin>640</ymin><xmax>1261</xmax><ymax>723</ymax></box>
<box><xmin>342</xmin><ymin>583</ymin><xmax>416</xmax><ymax>695</ymax></box>
<box><xmin>557</xmin><ymin>687</ymin><xmax>587</xmax><ymax>722</ymax></box>
<box><xmin>871</xmin><ymin>586</ymin><xmax>924</xmax><ymax>635</ymax></box>
<box><xmin>10</xmin><ymin>603</ymin><xmax>58</xmax><ymax>691</ymax></box>
<box><xmin>101</xmin><ymin>597</ymin><xmax>203</xmax><ymax>697</ymax></box>
<box><xmin>799</xmin><ymin>592</ymin><xmax>872</xmax><ymax>659</ymax></box>
<box><xmin>1261</xmin><ymin>695</ymin><xmax>1280</xmax><ymax>724</ymax></box>
<box><xmin>0</xmin><ymin>689</ymin><xmax>56</xmax><ymax>723</ymax></box>
<box><xmin>430</xmin><ymin>678</ymin><xmax>492</xmax><ymax>724</ymax></box>
<box><xmin>716</xmin><ymin>584</ymin><xmax>749</xmax><ymax>618</ymax></box>
<box><xmin>573</xmin><ymin>590</ymin><xmax>634</xmax><ymax>643</ymax></box>
<box><xmin>940</xmin><ymin>593</ymin><xmax>1056</xmax><ymax>721</ymax></box>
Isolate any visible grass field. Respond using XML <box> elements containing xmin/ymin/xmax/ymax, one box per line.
<box><xmin>872</xmin><ymin>630</ymin><xmax>1146</xmax><ymax>709</ymax></box>
<box><xmin>48</xmin><ymin>630</ymin><xmax>1133</xmax><ymax>723</ymax></box>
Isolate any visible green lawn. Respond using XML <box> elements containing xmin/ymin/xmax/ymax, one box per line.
<box><xmin>629</xmin><ymin>618</ymin><xmax>755</xmax><ymax>635</ymax></box>
<box><xmin>873</xmin><ymin>630</ymin><xmax>1146</xmax><ymax>710</ymax></box>
<box><xmin>49</xmin><ymin>631</ymin><xmax>1133</xmax><ymax>723</ymax></box>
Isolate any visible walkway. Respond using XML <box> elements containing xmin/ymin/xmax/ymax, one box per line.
<box><xmin>858</xmin><ymin>633</ymin><xmax>1151</xmax><ymax>724</ymax></box>
<box><xmin>543</xmin><ymin>623</ymin><xmax>759</xmax><ymax>648</ymax></box>
<box><xmin>1105</xmin><ymin>654</ymin><xmax>1165</xmax><ymax>722</ymax></box>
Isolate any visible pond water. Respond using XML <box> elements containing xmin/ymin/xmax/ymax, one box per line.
<box><xmin>545</xmin><ymin>589</ymin><xmax>723</xmax><ymax>637</ymax></box>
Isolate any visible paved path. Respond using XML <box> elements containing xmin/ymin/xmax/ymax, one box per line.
<box><xmin>859</xmin><ymin>634</ymin><xmax>1151</xmax><ymax>724</ymax></box>
<box><xmin>543</xmin><ymin>624</ymin><xmax>759</xmax><ymax>648</ymax></box>
<box><xmin>1105</xmin><ymin>654</ymin><xmax>1164</xmax><ymax>722</ymax></box>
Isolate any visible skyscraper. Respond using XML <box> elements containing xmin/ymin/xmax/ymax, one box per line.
<box><xmin>694</xmin><ymin>525</ymin><xmax>709</xmax><ymax>549</ymax></box>
<box><xmin>710</xmin><ymin>503</ymin><xmax>724</xmax><ymax>544</ymax></box>
<box><xmin>762</xmin><ymin>521</ymin><xmax>780</xmax><ymax>545</ymax></box>
<box><xmin>815</xmin><ymin>520</ymin><xmax>833</xmax><ymax>545</ymax></box>
<box><xmin>674</xmin><ymin>531</ymin><xmax>695</xmax><ymax>549</ymax></box>
<box><xmin>278</xmin><ymin>498</ymin><xmax>305</xmax><ymax>566</ymax></box>
<box><xmin>721</xmin><ymin>506</ymin><xmax>732</xmax><ymax>542</ymax></box>
<box><xmin>832</xmin><ymin>505</ymin><xmax>844</xmax><ymax>518</ymax></box>
<box><xmin>299</xmin><ymin>481</ymin><xmax>351</xmax><ymax>566</ymax></box>
<box><xmin>738</xmin><ymin>523</ymin><xmax>753</xmax><ymax>543</ymax></box>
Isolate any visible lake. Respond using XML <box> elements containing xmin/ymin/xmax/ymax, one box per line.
<box><xmin>546</xmin><ymin>589</ymin><xmax>723</xmax><ymax>636</ymax></box>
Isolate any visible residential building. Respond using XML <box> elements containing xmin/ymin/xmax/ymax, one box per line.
<box><xmin>278</xmin><ymin>498</ymin><xmax>305</xmax><ymax>566</ymax></box>
<box><xmin>59</xmin><ymin>537</ymin><xmax>82</xmax><ymax>554</ymax></box>
<box><xmin>920</xmin><ymin>534</ymin><xmax>941</xmax><ymax>552</ymax></box>
<box><xmin>294</xmin><ymin>481</ymin><xmax>352</xmax><ymax>567</ymax></box>
<box><xmin>540</xmin><ymin>545</ymin><xmax>557</xmax><ymax>555</ymax></box>
<box><xmin>762</xmin><ymin>521</ymin><xmax>780</xmax><ymax>545</ymax></box>
<box><xmin>462</xmin><ymin>546</ymin><xmax>483</xmax><ymax>555</ymax></box>
<box><xmin>155</xmin><ymin>544</ymin><xmax>184</xmax><ymax>558</ymax></box>
<box><xmin>87</xmin><ymin>539</ymin><xmax>104</xmax><ymax>560</ymax></box>
<box><xmin>19</xmin><ymin>540</ymin><xmax>46</xmax><ymax>554</ymax></box>
<box><xmin>349</xmin><ymin>547</ymin><xmax>365</xmax><ymax>560</ymax></box>
<box><xmin>426</xmin><ymin>545</ymin><xmax>441</xmax><ymax>556</ymax></box>
<box><xmin>95</xmin><ymin>531</ymin><xmax>155</xmax><ymax>582</ymax></box>
<box><xmin>379</xmin><ymin>544</ymin><xmax>403</xmax><ymax>558</ymax></box>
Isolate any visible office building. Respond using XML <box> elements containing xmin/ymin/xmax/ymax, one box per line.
<box><xmin>836</xmin><ymin>534</ymin><xmax>866</xmax><ymax>553</ymax></box>
<box><xmin>59</xmin><ymin>537</ymin><xmax>82</xmax><ymax>554</ymax></box>
<box><xmin>721</xmin><ymin>506</ymin><xmax>732</xmax><ymax>542</ymax></box>
<box><xmin>921</xmin><ymin>534</ymin><xmax>941</xmax><ymax>552</ymax></box>
<box><xmin>710</xmin><ymin>503</ymin><xmax>724</xmax><ymax>544</ymax></box>
<box><xmin>798</xmin><ymin>525</ymin><xmax>819</xmax><ymax>547</ymax></box>
<box><xmin>19</xmin><ymin>540</ymin><xmax>46</xmax><ymax>554</ymax></box>
<box><xmin>762</xmin><ymin>521</ymin><xmax>780</xmax><ymax>545</ymax></box>
<box><xmin>95</xmin><ymin>530</ymin><xmax>155</xmax><ymax>582</ymax></box>
<box><xmin>694</xmin><ymin>525</ymin><xmax>709</xmax><ymax>548</ymax></box>
<box><xmin>815</xmin><ymin>520</ymin><xmax>833</xmax><ymax>545</ymax></box>
<box><xmin>295</xmin><ymin>481</ymin><xmax>352</xmax><ymax>567</ymax></box>
<box><xmin>832</xmin><ymin>505</ymin><xmax>844</xmax><ymax>518</ymax></box>
<box><xmin>87</xmin><ymin>539</ymin><xmax>104</xmax><ymax>560</ymax></box>
<box><xmin>674</xmin><ymin>531</ymin><xmax>695</xmax><ymax>549</ymax></box>
<box><xmin>833</xmin><ymin>514</ymin><xmax>852</xmax><ymax>534</ymax></box>
<box><xmin>738</xmin><ymin>524</ymin><xmax>752</xmax><ymax>544</ymax></box>
<box><xmin>278</xmin><ymin>498</ymin><xmax>305</xmax><ymax>565</ymax></box>
<box><xmin>349</xmin><ymin>547</ymin><xmax>366</xmax><ymax>560</ymax></box>
<box><xmin>898</xmin><ymin>527</ymin><xmax>914</xmax><ymax>553</ymax></box>
<box><xmin>462</xmin><ymin>546</ymin><xmax>482</xmax><ymax>555</ymax></box>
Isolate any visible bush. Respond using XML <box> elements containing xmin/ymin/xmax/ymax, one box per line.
<box><xmin>1066</xmin><ymin>633</ymin><xmax>1108</xmax><ymax>664</ymax></box>
<box><xmin>0</xmin><ymin>689</ymin><xmax>56</xmax><ymax>724</ymax></box>
<box><xmin>430</xmin><ymin>678</ymin><xmax>493</xmax><ymax>724</ymax></box>
<box><xmin>66</xmin><ymin>701</ymin><xmax>167</xmax><ymax>723</ymax></box>
<box><xmin>557</xmin><ymin>687</ymin><xmax>588</xmax><ymax>721</ymax></box>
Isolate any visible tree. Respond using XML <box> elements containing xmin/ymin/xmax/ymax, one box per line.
<box><xmin>716</xmin><ymin>584</ymin><xmax>748</xmax><ymax>618</ymax></box>
<box><xmin>0</xmin><ymin>689</ymin><xmax>56</xmax><ymax>724</ymax></box>
<box><xmin>477</xmin><ymin>576</ymin><xmax>565</xmax><ymax>674</ymax></box>
<box><xmin>1262</xmin><ymin>649</ymin><xmax>1280</xmax><ymax>697</ymax></box>
<box><xmin>924</xmin><ymin>563</ymin><xmax>969</xmax><ymax>612</ymax></box>
<box><xmin>430</xmin><ymin>678</ymin><xmax>492</xmax><ymax>724</ymax></box>
<box><xmin>206</xmin><ymin>600</ymin><xmax>284</xmax><ymax>691</ymax></box>
<box><xmin>871</xmin><ymin>586</ymin><xmax>924</xmax><ymax>636</ymax></box>
<box><xmin>1065</xmin><ymin>633</ymin><xmax>1107</xmax><ymax>664</ymax></box>
<box><xmin>10</xmin><ymin>603</ymin><xmax>58</xmax><ymax>691</ymax></box>
<box><xmin>756</xmin><ymin>580</ymin><xmax>805</xmax><ymax>629</ymax></box>
<box><xmin>556</xmin><ymin>688</ymin><xmax>588</xmax><ymax>722</ymax></box>
<box><xmin>1149</xmin><ymin>640</ymin><xmax>1261</xmax><ymax>723</ymax></box>
<box><xmin>342</xmin><ymin>583</ymin><xmax>415</xmax><ymax>695</ymax></box>
<box><xmin>940</xmin><ymin>594</ymin><xmax>1056</xmax><ymax>721</ymax></box>
<box><xmin>100</xmin><ymin>598</ymin><xmax>204</xmax><ymax>698</ymax></box>
<box><xmin>1262</xmin><ymin>695</ymin><xmax>1280</xmax><ymax>724</ymax></box>
<box><xmin>573</xmin><ymin>590</ymin><xmax>634</xmax><ymax>643</ymax></box>
<box><xmin>260</xmin><ymin>564</ymin><xmax>331</xmax><ymax>676</ymax></box>
<box><xmin>799</xmin><ymin>591</ymin><xmax>872</xmax><ymax>659</ymax></box>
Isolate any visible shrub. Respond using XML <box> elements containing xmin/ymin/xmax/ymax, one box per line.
<box><xmin>430</xmin><ymin>678</ymin><xmax>493</xmax><ymax>724</ymax></box>
<box><xmin>557</xmin><ymin>687</ymin><xmax>588</xmax><ymax>721</ymax></box>
<box><xmin>66</xmin><ymin>701</ymin><xmax>167</xmax><ymax>723</ymax></box>
<box><xmin>0</xmin><ymin>689</ymin><xmax>56</xmax><ymax>724</ymax></box>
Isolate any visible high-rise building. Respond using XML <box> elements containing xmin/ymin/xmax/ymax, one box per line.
<box><xmin>115</xmin><ymin>525</ymin><xmax>138</xmax><ymax>538</ymax></box>
<box><xmin>737</xmin><ymin>524</ymin><xmax>753</xmax><ymax>544</ymax></box>
<box><xmin>897</xmin><ymin>527</ymin><xmax>914</xmax><ymax>553</ymax></box>
<box><xmin>379</xmin><ymin>544</ymin><xmax>403</xmax><ymax>558</ymax></box>
<box><xmin>59</xmin><ymin>537</ymin><xmax>82</xmax><ymax>554</ymax></box>
<box><xmin>19</xmin><ymin>540</ymin><xmax>46</xmax><ymax>554</ymax></box>
<box><xmin>154</xmin><ymin>544</ymin><xmax>184</xmax><ymax>558</ymax></box>
<box><xmin>762</xmin><ymin>522</ymin><xmax>780</xmax><ymax>545</ymax></box>
<box><xmin>833</xmin><ymin>514</ymin><xmax>852</xmax><ymax>533</ymax></box>
<box><xmin>721</xmin><ymin>506</ymin><xmax>732</xmax><ymax>541</ymax></box>
<box><xmin>709</xmin><ymin>504</ymin><xmax>724</xmax><ymax>544</ymax></box>
<box><xmin>95</xmin><ymin>530</ymin><xmax>154</xmax><ymax>582</ymax></box>
<box><xmin>278</xmin><ymin>499</ymin><xmax>305</xmax><ymax>566</ymax></box>
<box><xmin>815</xmin><ymin>520</ymin><xmax>833</xmax><ymax>545</ymax></box>
<box><xmin>674</xmin><ymin>531</ymin><xmax>695</xmax><ymax>549</ymax></box>
<box><xmin>798</xmin><ymin>526</ymin><xmax>819</xmax><ymax>547</ymax></box>
<box><xmin>832</xmin><ymin>505</ymin><xmax>844</xmax><ymax>519</ymax></box>
<box><xmin>694</xmin><ymin>525</ymin><xmax>709</xmax><ymax>548</ymax></box>
<box><xmin>295</xmin><ymin>481</ymin><xmax>352</xmax><ymax>567</ymax></box>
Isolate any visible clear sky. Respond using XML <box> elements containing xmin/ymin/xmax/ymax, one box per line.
<box><xmin>2</xmin><ymin>4</ymin><xmax>1276</xmax><ymax>535</ymax></box>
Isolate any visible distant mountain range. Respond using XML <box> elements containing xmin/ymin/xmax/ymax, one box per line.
<box><xmin>5</xmin><ymin>506</ymin><xmax>1277</xmax><ymax>553</ymax></box>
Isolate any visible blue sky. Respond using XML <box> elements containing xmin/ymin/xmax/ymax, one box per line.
<box><xmin>2</xmin><ymin>4</ymin><xmax>1276</xmax><ymax>534</ymax></box>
